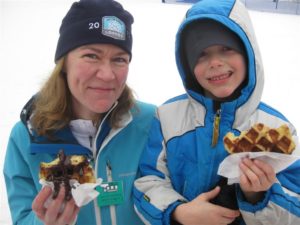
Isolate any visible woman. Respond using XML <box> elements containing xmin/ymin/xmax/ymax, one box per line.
<box><xmin>3</xmin><ymin>0</ymin><xmax>155</xmax><ymax>224</ymax></box>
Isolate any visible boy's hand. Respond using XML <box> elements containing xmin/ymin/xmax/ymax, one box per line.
<box><xmin>32</xmin><ymin>186</ymin><xmax>79</xmax><ymax>225</ymax></box>
<box><xmin>172</xmin><ymin>186</ymin><xmax>240</xmax><ymax>225</ymax></box>
<box><xmin>239</xmin><ymin>158</ymin><xmax>277</xmax><ymax>203</ymax></box>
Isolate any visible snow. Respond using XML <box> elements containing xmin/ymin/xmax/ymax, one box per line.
<box><xmin>1</xmin><ymin>0</ymin><xmax>299</xmax><ymax>224</ymax></box>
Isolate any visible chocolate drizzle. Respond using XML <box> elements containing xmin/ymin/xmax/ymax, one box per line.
<box><xmin>45</xmin><ymin>150</ymin><xmax>88</xmax><ymax>201</ymax></box>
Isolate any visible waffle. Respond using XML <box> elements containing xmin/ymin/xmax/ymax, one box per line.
<box><xmin>224</xmin><ymin>123</ymin><xmax>295</xmax><ymax>154</ymax></box>
<box><xmin>39</xmin><ymin>150</ymin><xmax>95</xmax><ymax>200</ymax></box>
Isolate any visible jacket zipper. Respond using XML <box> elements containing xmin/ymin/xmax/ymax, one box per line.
<box><xmin>93</xmin><ymin>102</ymin><xmax>119</xmax><ymax>225</ymax></box>
<box><xmin>211</xmin><ymin>109</ymin><xmax>221</xmax><ymax>147</ymax></box>
<box><xmin>106</xmin><ymin>160</ymin><xmax>117</xmax><ymax>225</ymax></box>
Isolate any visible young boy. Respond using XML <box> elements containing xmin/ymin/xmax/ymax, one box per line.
<box><xmin>133</xmin><ymin>0</ymin><xmax>300</xmax><ymax>224</ymax></box>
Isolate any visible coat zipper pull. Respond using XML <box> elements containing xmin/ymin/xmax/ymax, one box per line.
<box><xmin>106</xmin><ymin>160</ymin><xmax>112</xmax><ymax>182</ymax></box>
<box><xmin>212</xmin><ymin>109</ymin><xmax>221</xmax><ymax>147</ymax></box>
<box><xmin>89</xmin><ymin>136</ymin><xmax>93</xmax><ymax>148</ymax></box>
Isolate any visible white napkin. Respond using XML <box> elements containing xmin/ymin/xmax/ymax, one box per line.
<box><xmin>40</xmin><ymin>178</ymin><xmax>102</xmax><ymax>208</ymax></box>
<box><xmin>71</xmin><ymin>178</ymin><xmax>102</xmax><ymax>206</ymax></box>
<box><xmin>217</xmin><ymin>152</ymin><xmax>300</xmax><ymax>185</ymax></box>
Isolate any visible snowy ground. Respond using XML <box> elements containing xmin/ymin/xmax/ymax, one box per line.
<box><xmin>1</xmin><ymin>0</ymin><xmax>300</xmax><ymax>224</ymax></box>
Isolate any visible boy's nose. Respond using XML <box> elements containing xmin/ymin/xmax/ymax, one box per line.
<box><xmin>209</xmin><ymin>54</ymin><xmax>224</xmax><ymax>68</ymax></box>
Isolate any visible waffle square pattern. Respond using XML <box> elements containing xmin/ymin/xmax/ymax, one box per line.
<box><xmin>224</xmin><ymin>123</ymin><xmax>295</xmax><ymax>155</ymax></box>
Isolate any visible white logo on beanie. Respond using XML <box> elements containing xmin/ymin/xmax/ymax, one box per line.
<box><xmin>102</xmin><ymin>16</ymin><xmax>126</xmax><ymax>40</ymax></box>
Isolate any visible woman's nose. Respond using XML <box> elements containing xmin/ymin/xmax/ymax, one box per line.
<box><xmin>95</xmin><ymin>63</ymin><xmax>115</xmax><ymax>81</ymax></box>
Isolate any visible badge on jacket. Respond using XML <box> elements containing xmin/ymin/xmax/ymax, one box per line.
<box><xmin>96</xmin><ymin>181</ymin><xmax>124</xmax><ymax>206</ymax></box>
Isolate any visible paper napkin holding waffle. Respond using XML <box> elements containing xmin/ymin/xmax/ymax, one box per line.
<box><xmin>218</xmin><ymin>123</ymin><xmax>300</xmax><ymax>184</ymax></box>
<box><xmin>218</xmin><ymin>152</ymin><xmax>300</xmax><ymax>184</ymax></box>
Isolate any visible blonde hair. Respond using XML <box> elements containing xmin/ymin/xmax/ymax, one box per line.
<box><xmin>31</xmin><ymin>57</ymin><xmax>135</xmax><ymax>138</ymax></box>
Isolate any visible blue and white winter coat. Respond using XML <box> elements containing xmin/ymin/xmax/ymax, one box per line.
<box><xmin>3</xmin><ymin>97</ymin><xmax>155</xmax><ymax>225</ymax></box>
<box><xmin>133</xmin><ymin>0</ymin><xmax>300</xmax><ymax>224</ymax></box>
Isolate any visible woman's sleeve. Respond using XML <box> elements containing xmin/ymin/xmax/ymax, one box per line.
<box><xmin>133</xmin><ymin>117</ymin><xmax>186</xmax><ymax>225</ymax></box>
<box><xmin>3</xmin><ymin>122</ymin><xmax>43</xmax><ymax>225</ymax></box>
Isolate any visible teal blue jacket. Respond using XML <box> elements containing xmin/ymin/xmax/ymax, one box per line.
<box><xmin>4</xmin><ymin>98</ymin><xmax>155</xmax><ymax>225</ymax></box>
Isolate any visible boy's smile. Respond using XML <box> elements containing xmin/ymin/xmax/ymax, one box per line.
<box><xmin>207</xmin><ymin>71</ymin><xmax>233</xmax><ymax>83</ymax></box>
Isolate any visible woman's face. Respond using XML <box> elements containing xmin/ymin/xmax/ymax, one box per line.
<box><xmin>64</xmin><ymin>43</ymin><xmax>130</xmax><ymax>120</ymax></box>
<box><xmin>193</xmin><ymin>45</ymin><xmax>246</xmax><ymax>101</ymax></box>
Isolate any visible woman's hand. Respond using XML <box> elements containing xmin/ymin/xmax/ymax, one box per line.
<box><xmin>32</xmin><ymin>186</ymin><xmax>79</xmax><ymax>225</ymax></box>
<box><xmin>239</xmin><ymin>158</ymin><xmax>277</xmax><ymax>203</ymax></box>
<box><xmin>172</xmin><ymin>186</ymin><xmax>240</xmax><ymax>225</ymax></box>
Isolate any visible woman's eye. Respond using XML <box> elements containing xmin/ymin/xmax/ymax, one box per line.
<box><xmin>113</xmin><ymin>57</ymin><xmax>129</xmax><ymax>64</ymax></box>
<box><xmin>83</xmin><ymin>54</ymin><xmax>98</xmax><ymax>59</ymax></box>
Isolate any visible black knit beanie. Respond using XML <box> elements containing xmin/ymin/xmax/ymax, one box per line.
<box><xmin>183</xmin><ymin>19</ymin><xmax>246</xmax><ymax>71</ymax></box>
<box><xmin>54</xmin><ymin>0</ymin><xmax>134</xmax><ymax>62</ymax></box>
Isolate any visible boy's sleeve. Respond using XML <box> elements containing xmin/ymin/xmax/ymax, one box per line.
<box><xmin>237</xmin><ymin>134</ymin><xmax>300</xmax><ymax>225</ymax></box>
<box><xmin>3</xmin><ymin>122</ymin><xmax>43</xmax><ymax>225</ymax></box>
<box><xmin>133</xmin><ymin>117</ymin><xmax>186</xmax><ymax>225</ymax></box>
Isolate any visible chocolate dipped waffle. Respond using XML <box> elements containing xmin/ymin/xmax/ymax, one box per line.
<box><xmin>224</xmin><ymin>123</ymin><xmax>295</xmax><ymax>154</ymax></box>
<box><xmin>39</xmin><ymin>150</ymin><xmax>95</xmax><ymax>200</ymax></box>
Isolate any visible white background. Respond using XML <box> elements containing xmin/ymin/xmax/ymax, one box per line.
<box><xmin>1</xmin><ymin>0</ymin><xmax>300</xmax><ymax>224</ymax></box>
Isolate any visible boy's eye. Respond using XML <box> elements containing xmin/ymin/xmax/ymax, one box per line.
<box><xmin>200</xmin><ymin>52</ymin><xmax>206</xmax><ymax>57</ymax></box>
<box><xmin>197</xmin><ymin>51</ymin><xmax>208</xmax><ymax>63</ymax></box>
<box><xmin>222</xmin><ymin>46</ymin><xmax>234</xmax><ymax>52</ymax></box>
<box><xmin>198</xmin><ymin>51</ymin><xmax>207</xmax><ymax>58</ymax></box>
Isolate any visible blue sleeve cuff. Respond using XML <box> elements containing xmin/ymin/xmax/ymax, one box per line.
<box><xmin>237</xmin><ymin>185</ymin><xmax>272</xmax><ymax>213</ymax></box>
<box><xmin>163</xmin><ymin>201</ymin><xmax>184</xmax><ymax>225</ymax></box>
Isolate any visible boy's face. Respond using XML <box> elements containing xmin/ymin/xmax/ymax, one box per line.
<box><xmin>193</xmin><ymin>45</ymin><xmax>246</xmax><ymax>101</ymax></box>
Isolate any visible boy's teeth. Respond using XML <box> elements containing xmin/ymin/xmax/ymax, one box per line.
<box><xmin>210</xmin><ymin>73</ymin><xmax>229</xmax><ymax>81</ymax></box>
